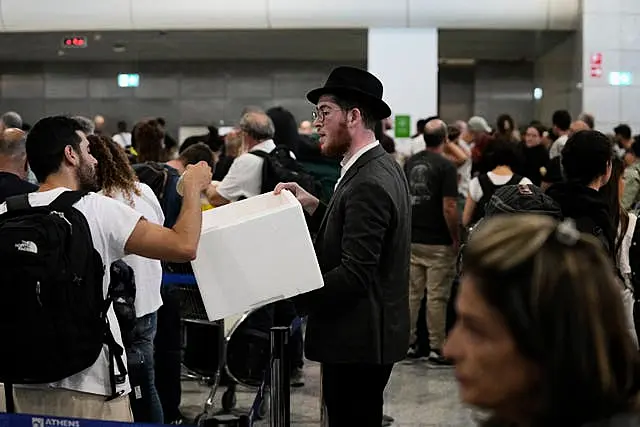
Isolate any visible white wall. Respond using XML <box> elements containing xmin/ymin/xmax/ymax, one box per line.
<box><xmin>582</xmin><ymin>0</ymin><xmax>640</xmax><ymax>134</ymax></box>
<box><xmin>368</xmin><ymin>28</ymin><xmax>438</xmax><ymax>156</ymax></box>
<box><xmin>533</xmin><ymin>32</ymin><xmax>582</xmax><ymax>124</ymax></box>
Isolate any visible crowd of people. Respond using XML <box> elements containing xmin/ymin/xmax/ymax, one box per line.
<box><xmin>0</xmin><ymin>64</ymin><xmax>640</xmax><ymax>427</ymax></box>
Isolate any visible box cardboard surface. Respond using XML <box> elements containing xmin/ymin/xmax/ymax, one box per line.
<box><xmin>191</xmin><ymin>191</ymin><xmax>324</xmax><ymax>320</ymax></box>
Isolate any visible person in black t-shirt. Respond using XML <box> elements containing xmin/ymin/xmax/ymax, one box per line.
<box><xmin>0</xmin><ymin>128</ymin><xmax>38</xmax><ymax>203</ymax></box>
<box><xmin>404</xmin><ymin>119</ymin><xmax>459</xmax><ymax>365</ymax></box>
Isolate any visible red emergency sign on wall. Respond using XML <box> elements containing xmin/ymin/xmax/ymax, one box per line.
<box><xmin>590</xmin><ymin>53</ymin><xmax>603</xmax><ymax>78</ymax></box>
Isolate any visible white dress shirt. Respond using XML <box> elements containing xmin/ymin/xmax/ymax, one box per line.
<box><xmin>335</xmin><ymin>140</ymin><xmax>380</xmax><ymax>189</ymax></box>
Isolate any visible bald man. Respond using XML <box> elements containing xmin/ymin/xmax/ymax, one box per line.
<box><xmin>205</xmin><ymin>111</ymin><xmax>278</xmax><ymax>207</ymax></box>
<box><xmin>93</xmin><ymin>115</ymin><xmax>105</xmax><ymax>135</ymax></box>
<box><xmin>299</xmin><ymin>120</ymin><xmax>313</xmax><ymax>135</ymax></box>
<box><xmin>569</xmin><ymin>120</ymin><xmax>590</xmax><ymax>136</ymax></box>
<box><xmin>403</xmin><ymin>118</ymin><xmax>459</xmax><ymax>364</ymax></box>
<box><xmin>0</xmin><ymin>128</ymin><xmax>38</xmax><ymax>203</ymax></box>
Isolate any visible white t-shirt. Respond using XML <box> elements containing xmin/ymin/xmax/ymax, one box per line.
<box><xmin>112</xmin><ymin>132</ymin><xmax>132</xmax><ymax>148</ymax></box>
<box><xmin>619</xmin><ymin>213</ymin><xmax>637</xmax><ymax>276</ymax></box>
<box><xmin>457</xmin><ymin>139</ymin><xmax>472</xmax><ymax>197</ymax></box>
<box><xmin>468</xmin><ymin>172</ymin><xmax>533</xmax><ymax>202</ymax></box>
<box><xmin>102</xmin><ymin>182</ymin><xmax>164</xmax><ymax>318</ymax></box>
<box><xmin>217</xmin><ymin>139</ymin><xmax>294</xmax><ymax>201</ymax></box>
<box><xmin>549</xmin><ymin>134</ymin><xmax>568</xmax><ymax>159</ymax></box>
<box><xmin>409</xmin><ymin>134</ymin><xmax>426</xmax><ymax>156</ymax></box>
<box><xmin>0</xmin><ymin>188</ymin><xmax>142</xmax><ymax>396</ymax></box>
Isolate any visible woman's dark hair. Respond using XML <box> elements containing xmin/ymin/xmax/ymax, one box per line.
<box><xmin>632</xmin><ymin>136</ymin><xmax>640</xmax><ymax>158</ymax></box>
<box><xmin>527</xmin><ymin>124</ymin><xmax>546</xmax><ymax>138</ymax></box>
<box><xmin>133</xmin><ymin>119</ymin><xmax>165</xmax><ymax>163</ymax></box>
<box><xmin>88</xmin><ymin>134</ymin><xmax>141</xmax><ymax>205</ymax></box>
<box><xmin>496</xmin><ymin>114</ymin><xmax>516</xmax><ymax>137</ymax></box>
<box><xmin>448</xmin><ymin>125</ymin><xmax>461</xmax><ymax>142</ymax></box>
<box><xmin>485</xmin><ymin>139</ymin><xmax>522</xmax><ymax>170</ymax></box>
<box><xmin>464</xmin><ymin>214</ymin><xmax>640</xmax><ymax>426</ymax></box>
<box><xmin>600</xmin><ymin>156</ymin><xmax>629</xmax><ymax>259</ymax></box>
<box><xmin>267</xmin><ymin>106</ymin><xmax>300</xmax><ymax>156</ymax></box>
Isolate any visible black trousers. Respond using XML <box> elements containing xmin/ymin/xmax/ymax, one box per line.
<box><xmin>154</xmin><ymin>285</ymin><xmax>183</xmax><ymax>424</ymax></box>
<box><xmin>322</xmin><ymin>363</ymin><xmax>394</xmax><ymax>427</ymax></box>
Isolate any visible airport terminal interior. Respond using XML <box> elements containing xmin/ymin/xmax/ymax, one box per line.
<box><xmin>1</xmin><ymin>0</ymin><xmax>640</xmax><ymax>426</ymax></box>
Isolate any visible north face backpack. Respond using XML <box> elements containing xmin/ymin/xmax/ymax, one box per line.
<box><xmin>250</xmin><ymin>147</ymin><xmax>323</xmax><ymax>197</ymax></box>
<box><xmin>0</xmin><ymin>191</ymin><xmax>126</xmax><ymax>401</ymax></box>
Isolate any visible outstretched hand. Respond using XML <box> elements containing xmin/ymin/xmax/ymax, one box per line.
<box><xmin>274</xmin><ymin>182</ymin><xmax>320</xmax><ymax>215</ymax></box>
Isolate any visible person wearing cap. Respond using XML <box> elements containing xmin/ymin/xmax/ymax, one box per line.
<box><xmin>275</xmin><ymin>66</ymin><xmax>410</xmax><ymax>427</ymax></box>
<box><xmin>464</xmin><ymin>116</ymin><xmax>493</xmax><ymax>174</ymax></box>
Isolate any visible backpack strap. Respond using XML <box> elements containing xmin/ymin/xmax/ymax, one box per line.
<box><xmin>5</xmin><ymin>194</ymin><xmax>30</xmax><ymax>212</ymax></box>
<box><xmin>506</xmin><ymin>174</ymin><xmax>523</xmax><ymax>186</ymax></box>
<box><xmin>48</xmin><ymin>190</ymin><xmax>88</xmax><ymax>212</ymax></box>
<box><xmin>248</xmin><ymin>150</ymin><xmax>269</xmax><ymax>159</ymax></box>
<box><xmin>248</xmin><ymin>150</ymin><xmax>272</xmax><ymax>194</ymax></box>
<box><xmin>477</xmin><ymin>174</ymin><xmax>495</xmax><ymax>200</ymax></box>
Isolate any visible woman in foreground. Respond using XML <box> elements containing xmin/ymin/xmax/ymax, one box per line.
<box><xmin>445</xmin><ymin>214</ymin><xmax>640</xmax><ymax>426</ymax></box>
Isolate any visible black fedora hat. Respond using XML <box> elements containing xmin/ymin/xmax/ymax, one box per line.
<box><xmin>307</xmin><ymin>66</ymin><xmax>391</xmax><ymax>121</ymax></box>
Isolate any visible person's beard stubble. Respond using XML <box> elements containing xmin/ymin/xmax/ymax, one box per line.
<box><xmin>321</xmin><ymin>119</ymin><xmax>352</xmax><ymax>158</ymax></box>
<box><xmin>76</xmin><ymin>155</ymin><xmax>98</xmax><ymax>192</ymax></box>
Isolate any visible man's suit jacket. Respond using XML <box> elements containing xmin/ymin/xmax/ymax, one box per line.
<box><xmin>299</xmin><ymin>144</ymin><xmax>411</xmax><ymax>365</ymax></box>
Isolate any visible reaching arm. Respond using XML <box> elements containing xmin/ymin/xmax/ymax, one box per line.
<box><xmin>125</xmin><ymin>184</ymin><xmax>203</xmax><ymax>262</ymax></box>
<box><xmin>462</xmin><ymin>194</ymin><xmax>476</xmax><ymax>228</ymax></box>
<box><xmin>205</xmin><ymin>183</ymin><xmax>231</xmax><ymax>207</ymax></box>
<box><xmin>125</xmin><ymin>162</ymin><xmax>212</xmax><ymax>262</ymax></box>
<box><xmin>443</xmin><ymin>141</ymin><xmax>469</xmax><ymax>167</ymax></box>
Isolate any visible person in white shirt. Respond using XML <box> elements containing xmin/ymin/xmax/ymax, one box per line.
<box><xmin>0</xmin><ymin>116</ymin><xmax>212</xmax><ymax>421</ymax></box>
<box><xmin>112</xmin><ymin>121</ymin><xmax>132</xmax><ymax>149</ymax></box>
<box><xmin>206</xmin><ymin>111</ymin><xmax>281</xmax><ymax>206</ymax></box>
<box><xmin>88</xmin><ymin>134</ymin><xmax>165</xmax><ymax>423</ymax></box>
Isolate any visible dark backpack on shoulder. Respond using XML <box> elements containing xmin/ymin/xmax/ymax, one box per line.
<box><xmin>250</xmin><ymin>147</ymin><xmax>323</xmax><ymax>197</ymax></box>
<box><xmin>471</xmin><ymin>174</ymin><xmax>523</xmax><ymax>225</ymax></box>
<box><xmin>0</xmin><ymin>191</ymin><xmax>126</xmax><ymax>403</ymax></box>
<box><xmin>133</xmin><ymin>162</ymin><xmax>179</xmax><ymax>208</ymax></box>
<box><xmin>109</xmin><ymin>260</ymin><xmax>137</xmax><ymax>348</ymax></box>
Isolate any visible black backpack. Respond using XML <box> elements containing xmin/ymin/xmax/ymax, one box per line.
<box><xmin>250</xmin><ymin>147</ymin><xmax>323</xmax><ymax>196</ymax></box>
<box><xmin>109</xmin><ymin>260</ymin><xmax>137</xmax><ymax>348</ymax></box>
<box><xmin>0</xmin><ymin>191</ymin><xmax>126</xmax><ymax>404</ymax></box>
<box><xmin>471</xmin><ymin>174</ymin><xmax>523</xmax><ymax>225</ymax></box>
<box><xmin>133</xmin><ymin>162</ymin><xmax>179</xmax><ymax>209</ymax></box>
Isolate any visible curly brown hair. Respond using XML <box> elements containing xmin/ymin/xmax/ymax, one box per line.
<box><xmin>88</xmin><ymin>134</ymin><xmax>141</xmax><ymax>205</ymax></box>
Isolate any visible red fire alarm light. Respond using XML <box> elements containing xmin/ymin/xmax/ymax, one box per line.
<box><xmin>62</xmin><ymin>36</ymin><xmax>88</xmax><ymax>48</ymax></box>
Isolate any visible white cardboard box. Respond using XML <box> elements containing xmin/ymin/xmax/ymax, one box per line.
<box><xmin>191</xmin><ymin>190</ymin><xmax>324</xmax><ymax>321</ymax></box>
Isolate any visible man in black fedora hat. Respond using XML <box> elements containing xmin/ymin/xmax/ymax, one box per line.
<box><xmin>275</xmin><ymin>66</ymin><xmax>411</xmax><ymax>426</ymax></box>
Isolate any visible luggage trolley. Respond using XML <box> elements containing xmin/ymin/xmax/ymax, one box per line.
<box><xmin>163</xmin><ymin>273</ymin><xmax>271</xmax><ymax>425</ymax></box>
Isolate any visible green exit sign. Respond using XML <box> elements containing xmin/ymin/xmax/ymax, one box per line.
<box><xmin>394</xmin><ymin>115</ymin><xmax>411</xmax><ymax>138</ymax></box>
